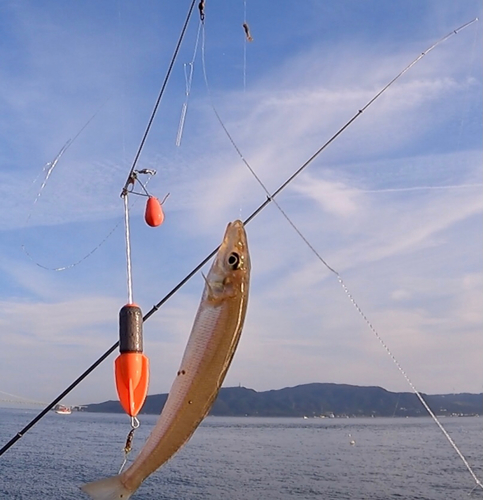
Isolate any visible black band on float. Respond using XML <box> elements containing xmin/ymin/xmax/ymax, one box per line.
<box><xmin>119</xmin><ymin>305</ymin><xmax>144</xmax><ymax>353</ymax></box>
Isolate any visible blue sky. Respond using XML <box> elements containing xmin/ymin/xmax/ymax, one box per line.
<box><xmin>0</xmin><ymin>1</ymin><xmax>482</xmax><ymax>407</ymax></box>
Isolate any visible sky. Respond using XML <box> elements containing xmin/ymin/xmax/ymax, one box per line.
<box><xmin>0</xmin><ymin>0</ymin><xmax>482</xmax><ymax>409</ymax></box>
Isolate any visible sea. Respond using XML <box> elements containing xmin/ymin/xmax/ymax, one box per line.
<box><xmin>0</xmin><ymin>408</ymin><xmax>481</xmax><ymax>499</ymax></box>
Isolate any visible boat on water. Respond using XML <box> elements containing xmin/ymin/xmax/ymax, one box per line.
<box><xmin>55</xmin><ymin>406</ymin><xmax>72</xmax><ymax>415</ymax></box>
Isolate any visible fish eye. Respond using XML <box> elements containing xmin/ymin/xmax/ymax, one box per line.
<box><xmin>227</xmin><ymin>252</ymin><xmax>241</xmax><ymax>270</ymax></box>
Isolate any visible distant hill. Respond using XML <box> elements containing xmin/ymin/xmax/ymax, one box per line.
<box><xmin>83</xmin><ymin>383</ymin><xmax>482</xmax><ymax>417</ymax></box>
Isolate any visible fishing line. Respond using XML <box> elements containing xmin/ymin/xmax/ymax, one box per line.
<box><xmin>243</xmin><ymin>0</ymin><xmax>247</xmax><ymax>89</ymax></box>
<box><xmin>21</xmin><ymin>104</ymin><xmax>113</xmax><ymax>272</ymax></box>
<box><xmin>242</xmin><ymin>0</ymin><xmax>253</xmax><ymax>90</ymax></box>
<box><xmin>338</xmin><ymin>278</ymin><xmax>483</xmax><ymax>491</ymax></box>
<box><xmin>176</xmin><ymin>21</ymin><xmax>203</xmax><ymax>147</ymax></box>
<box><xmin>200</xmin><ymin>23</ymin><xmax>338</xmax><ymax>275</ymax></box>
<box><xmin>119</xmin><ymin>0</ymin><xmax>196</xmax><ymax>306</ymax></box>
<box><xmin>26</xmin><ymin>141</ymin><xmax>69</xmax><ymax>220</ymax></box>
<box><xmin>22</xmin><ymin>221</ymin><xmax>123</xmax><ymax>272</ymax></box>
<box><xmin>120</xmin><ymin>0</ymin><xmax>197</xmax><ymax>195</ymax></box>
<box><xmin>123</xmin><ymin>194</ymin><xmax>134</xmax><ymax>304</ymax></box>
<box><xmin>116</xmin><ymin>1</ymin><xmax>128</xmax><ymax>167</ymax></box>
<box><xmin>1</xmin><ymin>19</ymin><xmax>480</xmax><ymax>473</ymax></box>
<box><xmin>242</xmin><ymin>0</ymin><xmax>248</xmax><ymax>90</ymax></box>
<box><xmin>25</xmin><ymin>104</ymin><xmax>104</xmax><ymax>222</ymax></box>
<box><xmin>453</xmin><ymin>20</ymin><xmax>480</xmax><ymax>155</ymax></box>
<box><xmin>201</xmin><ymin>20</ymin><xmax>483</xmax><ymax>490</ymax></box>
<box><xmin>23</xmin><ymin>172</ymin><xmax>158</xmax><ymax>273</ymax></box>
<box><xmin>121</xmin><ymin>168</ymin><xmax>162</xmax><ymax>306</ymax></box>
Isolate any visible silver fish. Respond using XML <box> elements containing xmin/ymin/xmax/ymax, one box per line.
<box><xmin>82</xmin><ymin>220</ymin><xmax>250</xmax><ymax>499</ymax></box>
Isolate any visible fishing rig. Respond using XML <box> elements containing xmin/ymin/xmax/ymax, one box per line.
<box><xmin>115</xmin><ymin>167</ymin><xmax>167</xmax><ymax>466</ymax></box>
<box><xmin>0</xmin><ymin>1</ymin><xmax>481</xmax><ymax>493</ymax></box>
<box><xmin>110</xmin><ymin>0</ymin><xmax>196</xmax><ymax>462</ymax></box>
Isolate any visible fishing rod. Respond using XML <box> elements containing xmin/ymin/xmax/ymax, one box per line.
<box><xmin>0</xmin><ymin>17</ymin><xmax>478</xmax><ymax>458</ymax></box>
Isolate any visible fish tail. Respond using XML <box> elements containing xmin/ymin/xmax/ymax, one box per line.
<box><xmin>81</xmin><ymin>474</ymin><xmax>132</xmax><ymax>500</ymax></box>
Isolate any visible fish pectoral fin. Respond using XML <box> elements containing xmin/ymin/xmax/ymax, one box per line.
<box><xmin>202</xmin><ymin>272</ymin><xmax>217</xmax><ymax>300</ymax></box>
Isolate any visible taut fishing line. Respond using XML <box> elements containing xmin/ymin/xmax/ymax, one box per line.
<box><xmin>123</xmin><ymin>193</ymin><xmax>134</xmax><ymax>304</ymax></box>
<box><xmin>119</xmin><ymin>0</ymin><xmax>197</xmax><ymax>307</ymax></box>
<box><xmin>242</xmin><ymin>0</ymin><xmax>248</xmax><ymax>90</ymax></box>
<box><xmin>200</xmin><ymin>19</ymin><xmax>482</xmax><ymax>491</ymax></box>
<box><xmin>1</xmin><ymin>17</ymin><xmax>480</xmax><ymax>493</ymax></box>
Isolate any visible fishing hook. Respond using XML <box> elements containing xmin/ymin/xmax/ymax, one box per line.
<box><xmin>118</xmin><ymin>418</ymin><xmax>139</xmax><ymax>474</ymax></box>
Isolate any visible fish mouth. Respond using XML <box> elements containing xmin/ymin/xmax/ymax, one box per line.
<box><xmin>227</xmin><ymin>219</ymin><xmax>244</xmax><ymax>231</ymax></box>
<box><xmin>223</xmin><ymin>220</ymin><xmax>247</xmax><ymax>250</ymax></box>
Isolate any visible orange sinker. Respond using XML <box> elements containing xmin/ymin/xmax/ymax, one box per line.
<box><xmin>144</xmin><ymin>196</ymin><xmax>164</xmax><ymax>227</ymax></box>
<box><xmin>115</xmin><ymin>304</ymin><xmax>150</xmax><ymax>417</ymax></box>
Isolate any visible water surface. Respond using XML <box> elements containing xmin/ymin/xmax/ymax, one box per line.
<box><xmin>0</xmin><ymin>409</ymin><xmax>481</xmax><ymax>499</ymax></box>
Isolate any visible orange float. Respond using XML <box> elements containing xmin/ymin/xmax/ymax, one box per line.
<box><xmin>115</xmin><ymin>304</ymin><xmax>150</xmax><ymax>417</ymax></box>
<box><xmin>144</xmin><ymin>196</ymin><xmax>164</xmax><ymax>227</ymax></box>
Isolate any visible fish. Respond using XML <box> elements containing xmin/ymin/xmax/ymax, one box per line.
<box><xmin>81</xmin><ymin>219</ymin><xmax>251</xmax><ymax>500</ymax></box>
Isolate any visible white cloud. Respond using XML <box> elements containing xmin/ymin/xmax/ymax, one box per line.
<box><xmin>291</xmin><ymin>178</ymin><xmax>363</xmax><ymax>218</ymax></box>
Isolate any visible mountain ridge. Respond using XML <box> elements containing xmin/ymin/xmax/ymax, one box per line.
<box><xmin>82</xmin><ymin>383</ymin><xmax>482</xmax><ymax>417</ymax></box>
